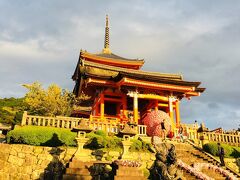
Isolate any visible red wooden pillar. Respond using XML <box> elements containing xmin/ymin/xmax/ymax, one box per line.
<box><xmin>100</xmin><ymin>93</ymin><xmax>104</xmax><ymax>120</ymax></box>
<box><xmin>133</xmin><ymin>92</ymin><xmax>138</xmax><ymax>124</ymax></box>
<box><xmin>175</xmin><ymin>101</ymin><xmax>181</xmax><ymax>128</ymax></box>
<box><xmin>168</xmin><ymin>96</ymin><xmax>174</xmax><ymax>130</ymax></box>
<box><xmin>117</xmin><ymin>103</ymin><xmax>120</xmax><ymax>117</ymax></box>
<box><xmin>96</xmin><ymin>102</ymin><xmax>99</xmax><ymax>116</ymax></box>
<box><xmin>122</xmin><ymin>95</ymin><xmax>127</xmax><ymax>119</ymax></box>
<box><xmin>154</xmin><ymin>100</ymin><xmax>158</xmax><ymax>111</ymax></box>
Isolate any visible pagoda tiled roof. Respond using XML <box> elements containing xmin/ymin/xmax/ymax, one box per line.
<box><xmin>83</xmin><ymin>60</ymin><xmax>183</xmax><ymax>81</ymax></box>
<box><xmin>81</xmin><ymin>51</ymin><xmax>144</xmax><ymax>69</ymax></box>
<box><xmin>195</xmin><ymin>87</ymin><xmax>206</xmax><ymax>93</ymax></box>
<box><xmin>81</xmin><ymin>60</ymin><xmax>205</xmax><ymax>91</ymax></box>
<box><xmin>94</xmin><ymin>52</ymin><xmax>143</xmax><ymax>62</ymax></box>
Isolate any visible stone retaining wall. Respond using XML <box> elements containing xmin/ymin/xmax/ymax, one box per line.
<box><xmin>0</xmin><ymin>144</ymin><xmax>155</xmax><ymax>180</ymax></box>
<box><xmin>0</xmin><ymin>143</ymin><xmax>76</xmax><ymax>180</ymax></box>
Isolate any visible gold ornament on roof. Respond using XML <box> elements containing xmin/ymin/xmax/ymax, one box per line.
<box><xmin>102</xmin><ymin>15</ymin><xmax>112</xmax><ymax>54</ymax></box>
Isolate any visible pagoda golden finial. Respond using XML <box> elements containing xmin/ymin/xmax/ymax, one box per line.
<box><xmin>102</xmin><ymin>14</ymin><xmax>111</xmax><ymax>54</ymax></box>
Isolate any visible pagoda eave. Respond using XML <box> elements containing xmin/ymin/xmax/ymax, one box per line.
<box><xmin>81</xmin><ymin>52</ymin><xmax>144</xmax><ymax>70</ymax></box>
<box><xmin>185</xmin><ymin>91</ymin><xmax>201</xmax><ymax>96</ymax></box>
<box><xmin>86</xmin><ymin>77</ymin><xmax>199</xmax><ymax>94</ymax></box>
<box><xmin>83</xmin><ymin>60</ymin><xmax>183</xmax><ymax>80</ymax></box>
<box><xmin>86</xmin><ymin>78</ymin><xmax>117</xmax><ymax>87</ymax></box>
<box><xmin>117</xmin><ymin>77</ymin><xmax>196</xmax><ymax>92</ymax></box>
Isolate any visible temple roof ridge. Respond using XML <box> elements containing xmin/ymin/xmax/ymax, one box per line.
<box><xmin>91</xmin><ymin>51</ymin><xmax>144</xmax><ymax>62</ymax></box>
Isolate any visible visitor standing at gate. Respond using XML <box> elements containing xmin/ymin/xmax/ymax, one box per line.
<box><xmin>217</xmin><ymin>143</ymin><xmax>225</xmax><ymax>166</ymax></box>
<box><xmin>179</xmin><ymin>125</ymin><xmax>184</xmax><ymax>142</ymax></box>
<box><xmin>161</xmin><ymin>119</ymin><xmax>166</xmax><ymax>141</ymax></box>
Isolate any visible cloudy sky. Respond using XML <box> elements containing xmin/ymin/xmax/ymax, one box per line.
<box><xmin>1</xmin><ymin>0</ymin><xmax>240</xmax><ymax>130</ymax></box>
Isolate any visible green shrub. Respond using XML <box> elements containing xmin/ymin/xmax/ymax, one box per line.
<box><xmin>130</xmin><ymin>139</ymin><xmax>142</xmax><ymax>151</ymax></box>
<box><xmin>129</xmin><ymin>139</ymin><xmax>151</xmax><ymax>152</ymax></box>
<box><xmin>222</xmin><ymin>144</ymin><xmax>234</xmax><ymax>157</ymax></box>
<box><xmin>203</xmin><ymin>142</ymin><xmax>218</xmax><ymax>156</ymax></box>
<box><xmin>7</xmin><ymin>126</ymin><xmax>77</xmax><ymax>147</ymax></box>
<box><xmin>203</xmin><ymin>142</ymin><xmax>240</xmax><ymax>158</ymax></box>
<box><xmin>85</xmin><ymin>131</ymin><xmax>107</xmax><ymax>149</ymax></box>
<box><xmin>85</xmin><ymin>130</ymin><xmax>122</xmax><ymax>150</ymax></box>
<box><xmin>106</xmin><ymin>136</ymin><xmax>122</xmax><ymax>150</ymax></box>
<box><xmin>105</xmin><ymin>153</ymin><xmax>113</xmax><ymax>161</ymax></box>
<box><xmin>95</xmin><ymin>130</ymin><xmax>107</xmax><ymax>137</ymax></box>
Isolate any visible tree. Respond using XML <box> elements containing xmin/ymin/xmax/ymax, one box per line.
<box><xmin>23</xmin><ymin>82</ymin><xmax>75</xmax><ymax>116</ymax></box>
<box><xmin>0</xmin><ymin>97</ymin><xmax>25</xmax><ymax>125</ymax></box>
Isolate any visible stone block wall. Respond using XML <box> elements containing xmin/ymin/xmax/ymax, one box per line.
<box><xmin>0</xmin><ymin>143</ymin><xmax>155</xmax><ymax>180</ymax></box>
<box><xmin>0</xmin><ymin>144</ymin><xmax>76</xmax><ymax>180</ymax></box>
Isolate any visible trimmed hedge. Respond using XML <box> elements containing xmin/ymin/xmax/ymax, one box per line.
<box><xmin>203</xmin><ymin>142</ymin><xmax>240</xmax><ymax>158</ymax></box>
<box><xmin>7</xmin><ymin>126</ymin><xmax>77</xmax><ymax>146</ymax></box>
<box><xmin>7</xmin><ymin>127</ymin><xmax>152</xmax><ymax>153</ymax></box>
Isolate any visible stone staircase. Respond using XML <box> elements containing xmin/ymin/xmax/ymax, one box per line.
<box><xmin>180</xmin><ymin>169</ymin><xmax>198</xmax><ymax>180</ymax></box>
<box><xmin>63</xmin><ymin>140</ymin><xmax>239</xmax><ymax>179</ymax></box>
<box><xmin>63</xmin><ymin>159</ymin><xmax>93</xmax><ymax>180</ymax></box>
<box><xmin>115</xmin><ymin>166</ymin><xmax>145</xmax><ymax>180</ymax></box>
<box><xmin>174</xmin><ymin>141</ymin><xmax>240</xmax><ymax>179</ymax></box>
<box><xmin>63</xmin><ymin>158</ymin><xmax>146</xmax><ymax>180</ymax></box>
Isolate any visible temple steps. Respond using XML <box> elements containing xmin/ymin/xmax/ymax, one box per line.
<box><xmin>114</xmin><ymin>176</ymin><xmax>146</xmax><ymax>180</ymax></box>
<box><xmin>181</xmin><ymin>170</ymin><xmax>199</xmax><ymax>180</ymax></box>
<box><xmin>63</xmin><ymin>174</ymin><xmax>92</xmax><ymax>180</ymax></box>
<box><xmin>68</xmin><ymin>160</ymin><xmax>93</xmax><ymax>169</ymax></box>
<box><xmin>201</xmin><ymin>168</ymin><xmax>226</xmax><ymax>180</ymax></box>
<box><xmin>66</xmin><ymin>168</ymin><xmax>91</xmax><ymax>175</ymax></box>
<box><xmin>64</xmin><ymin>159</ymin><xmax>146</xmax><ymax>180</ymax></box>
<box><xmin>63</xmin><ymin>159</ymin><xmax>93</xmax><ymax>180</ymax></box>
<box><xmin>175</xmin><ymin>142</ymin><xmax>239</xmax><ymax>179</ymax></box>
<box><xmin>176</xmin><ymin>151</ymin><xmax>218</xmax><ymax>165</ymax></box>
<box><xmin>115</xmin><ymin>166</ymin><xmax>145</xmax><ymax>180</ymax></box>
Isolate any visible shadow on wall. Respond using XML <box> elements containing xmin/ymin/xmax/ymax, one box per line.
<box><xmin>40</xmin><ymin>133</ymin><xmax>66</xmax><ymax>180</ymax></box>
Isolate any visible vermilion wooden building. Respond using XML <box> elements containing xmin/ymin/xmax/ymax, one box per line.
<box><xmin>72</xmin><ymin>16</ymin><xmax>205</xmax><ymax>135</ymax></box>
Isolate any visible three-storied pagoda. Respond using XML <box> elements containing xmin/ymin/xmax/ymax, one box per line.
<box><xmin>72</xmin><ymin>15</ymin><xmax>205</xmax><ymax>135</ymax></box>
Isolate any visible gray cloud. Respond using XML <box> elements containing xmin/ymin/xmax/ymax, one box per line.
<box><xmin>1</xmin><ymin>0</ymin><xmax>240</xmax><ymax>130</ymax></box>
<box><xmin>208</xmin><ymin>103</ymin><xmax>219</xmax><ymax>109</ymax></box>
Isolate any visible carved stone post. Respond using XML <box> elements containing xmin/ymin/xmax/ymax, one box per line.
<box><xmin>73</xmin><ymin>131</ymin><xmax>89</xmax><ymax>161</ymax></box>
<box><xmin>21</xmin><ymin>111</ymin><xmax>27</xmax><ymax>126</ymax></box>
<box><xmin>121</xmin><ymin>135</ymin><xmax>133</xmax><ymax>159</ymax></box>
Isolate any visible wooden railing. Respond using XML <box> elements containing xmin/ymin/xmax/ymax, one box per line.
<box><xmin>21</xmin><ymin>111</ymin><xmax>147</xmax><ymax>136</ymax></box>
<box><xmin>201</xmin><ymin>132</ymin><xmax>240</xmax><ymax>146</ymax></box>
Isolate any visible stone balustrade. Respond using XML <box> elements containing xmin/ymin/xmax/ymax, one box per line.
<box><xmin>173</xmin><ymin>123</ymin><xmax>240</xmax><ymax>146</ymax></box>
<box><xmin>138</xmin><ymin>125</ymin><xmax>147</xmax><ymax>136</ymax></box>
<box><xmin>182</xmin><ymin>123</ymin><xmax>199</xmax><ymax>140</ymax></box>
<box><xmin>201</xmin><ymin>132</ymin><xmax>240</xmax><ymax>146</ymax></box>
<box><xmin>21</xmin><ymin>111</ymin><xmax>83</xmax><ymax>129</ymax></box>
<box><xmin>21</xmin><ymin>111</ymin><xmax>147</xmax><ymax>136</ymax></box>
<box><xmin>173</xmin><ymin>124</ymin><xmax>199</xmax><ymax>141</ymax></box>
